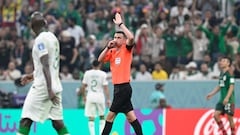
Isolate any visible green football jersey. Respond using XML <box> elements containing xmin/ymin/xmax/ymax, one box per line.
<box><xmin>218</xmin><ymin>71</ymin><xmax>235</xmax><ymax>103</ymax></box>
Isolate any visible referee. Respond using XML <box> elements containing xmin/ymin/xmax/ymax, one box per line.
<box><xmin>98</xmin><ymin>13</ymin><xmax>143</xmax><ymax>135</ymax></box>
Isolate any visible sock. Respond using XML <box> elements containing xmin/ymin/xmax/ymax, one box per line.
<box><xmin>88</xmin><ymin>120</ymin><xmax>95</xmax><ymax>135</ymax></box>
<box><xmin>231</xmin><ymin>127</ymin><xmax>235</xmax><ymax>135</ymax></box>
<box><xmin>99</xmin><ymin>119</ymin><xmax>105</xmax><ymax>134</ymax></box>
<box><xmin>101</xmin><ymin>121</ymin><xmax>113</xmax><ymax>135</ymax></box>
<box><xmin>57</xmin><ymin>126</ymin><xmax>69</xmax><ymax>135</ymax></box>
<box><xmin>130</xmin><ymin>119</ymin><xmax>143</xmax><ymax>135</ymax></box>
<box><xmin>17</xmin><ymin>126</ymin><xmax>30</xmax><ymax>135</ymax></box>
<box><xmin>216</xmin><ymin>121</ymin><xmax>226</xmax><ymax>135</ymax></box>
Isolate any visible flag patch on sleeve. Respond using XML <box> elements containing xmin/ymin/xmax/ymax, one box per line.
<box><xmin>230</xmin><ymin>78</ymin><xmax>235</xmax><ymax>83</ymax></box>
<box><xmin>38</xmin><ymin>43</ymin><xmax>45</xmax><ymax>50</ymax></box>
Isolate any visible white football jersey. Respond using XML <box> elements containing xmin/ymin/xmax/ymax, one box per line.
<box><xmin>32</xmin><ymin>31</ymin><xmax>62</xmax><ymax>93</ymax></box>
<box><xmin>82</xmin><ymin>69</ymin><xmax>108</xmax><ymax>103</ymax></box>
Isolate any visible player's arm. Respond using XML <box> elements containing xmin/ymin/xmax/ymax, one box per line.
<box><xmin>40</xmin><ymin>54</ymin><xmax>59</xmax><ymax>104</ymax></box>
<box><xmin>79</xmin><ymin>83</ymin><xmax>87</xmax><ymax>102</ymax></box>
<box><xmin>78</xmin><ymin>83</ymin><xmax>87</xmax><ymax>96</ymax></box>
<box><xmin>223</xmin><ymin>71</ymin><xmax>235</xmax><ymax>104</ymax></box>
<box><xmin>206</xmin><ymin>86</ymin><xmax>220</xmax><ymax>100</ymax></box>
<box><xmin>103</xmin><ymin>85</ymin><xmax>111</xmax><ymax>107</ymax></box>
<box><xmin>114</xmin><ymin>13</ymin><xmax>134</xmax><ymax>46</ymax></box>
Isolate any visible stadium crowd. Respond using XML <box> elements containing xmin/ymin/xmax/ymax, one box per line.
<box><xmin>0</xmin><ymin>0</ymin><xmax>240</xmax><ymax>81</ymax></box>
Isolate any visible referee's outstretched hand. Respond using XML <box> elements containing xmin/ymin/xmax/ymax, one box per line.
<box><xmin>113</xmin><ymin>13</ymin><xmax>122</xmax><ymax>25</ymax></box>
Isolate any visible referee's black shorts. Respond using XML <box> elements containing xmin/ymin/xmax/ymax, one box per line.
<box><xmin>110</xmin><ymin>83</ymin><xmax>133</xmax><ymax>114</ymax></box>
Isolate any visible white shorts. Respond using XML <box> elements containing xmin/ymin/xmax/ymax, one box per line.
<box><xmin>85</xmin><ymin>101</ymin><xmax>105</xmax><ymax>118</ymax></box>
<box><xmin>21</xmin><ymin>85</ymin><xmax>63</xmax><ymax>123</ymax></box>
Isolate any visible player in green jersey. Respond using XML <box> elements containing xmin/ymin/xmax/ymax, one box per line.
<box><xmin>206</xmin><ymin>56</ymin><xmax>235</xmax><ymax>135</ymax></box>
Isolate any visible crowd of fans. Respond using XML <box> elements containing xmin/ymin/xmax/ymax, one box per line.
<box><xmin>0</xmin><ymin>0</ymin><xmax>240</xmax><ymax>82</ymax></box>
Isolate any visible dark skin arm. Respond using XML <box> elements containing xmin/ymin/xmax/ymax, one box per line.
<box><xmin>40</xmin><ymin>54</ymin><xmax>59</xmax><ymax>105</ymax></box>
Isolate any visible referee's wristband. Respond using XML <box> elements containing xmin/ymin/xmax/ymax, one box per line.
<box><xmin>106</xmin><ymin>45</ymin><xmax>111</xmax><ymax>50</ymax></box>
<box><xmin>118</xmin><ymin>22</ymin><xmax>123</xmax><ymax>27</ymax></box>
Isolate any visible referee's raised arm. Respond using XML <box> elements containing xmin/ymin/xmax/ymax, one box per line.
<box><xmin>113</xmin><ymin>13</ymin><xmax>134</xmax><ymax>46</ymax></box>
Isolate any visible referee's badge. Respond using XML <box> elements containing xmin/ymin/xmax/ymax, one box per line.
<box><xmin>115</xmin><ymin>57</ymin><xmax>121</xmax><ymax>65</ymax></box>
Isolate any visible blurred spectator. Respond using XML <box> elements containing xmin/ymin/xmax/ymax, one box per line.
<box><xmin>0</xmin><ymin>67</ymin><xmax>5</xmax><ymax>80</ymax></box>
<box><xmin>124</xmin><ymin>5</ymin><xmax>138</xmax><ymax>34</ymax></box>
<box><xmin>162</xmin><ymin>22</ymin><xmax>179</xmax><ymax>68</ymax></box>
<box><xmin>186</xmin><ymin>63</ymin><xmax>213</xmax><ymax>80</ymax></box>
<box><xmin>66</xmin><ymin>16</ymin><xmax>85</xmax><ymax>47</ymax></box>
<box><xmin>177</xmin><ymin>23</ymin><xmax>193</xmax><ymax>65</ymax></box>
<box><xmin>152</xmin><ymin>63</ymin><xmax>168</xmax><ymax>80</ymax></box>
<box><xmin>155</xmin><ymin>1</ymin><xmax>169</xmax><ymax>31</ymax></box>
<box><xmin>60</xmin><ymin>65</ymin><xmax>73</xmax><ymax>81</ymax></box>
<box><xmin>211</xmin><ymin>55</ymin><xmax>223</xmax><ymax>79</ymax></box>
<box><xmin>3</xmin><ymin>61</ymin><xmax>21</xmax><ymax>81</ymax></box>
<box><xmin>0</xmin><ymin>40</ymin><xmax>11</xmax><ymax>69</ymax></box>
<box><xmin>59</xmin><ymin>30</ymin><xmax>78</xmax><ymax>72</ymax></box>
<box><xmin>198</xmin><ymin>17</ymin><xmax>232</xmax><ymax>62</ymax></box>
<box><xmin>18</xmin><ymin>5</ymin><xmax>31</xmax><ymax>40</ymax></box>
<box><xmin>151</xmin><ymin>25</ymin><xmax>165</xmax><ymax>63</ymax></box>
<box><xmin>87</xmin><ymin>34</ymin><xmax>101</xmax><ymax>63</ymax></box>
<box><xmin>202</xmin><ymin>53</ymin><xmax>214</xmax><ymax>70</ymax></box>
<box><xmin>184</xmin><ymin>61</ymin><xmax>199</xmax><ymax>79</ymax></box>
<box><xmin>139</xmin><ymin>54</ymin><xmax>153</xmax><ymax>72</ymax></box>
<box><xmin>149</xmin><ymin>83</ymin><xmax>165</xmax><ymax>108</ymax></box>
<box><xmin>158</xmin><ymin>98</ymin><xmax>172</xmax><ymax>109</ymax></box>
<box><xmin>1</xmin><ymin>0</ymin><xmax>18</xmax><ymax>27</ymax></box>
<box><xmin>23</xmin><ymin>64</ymin><xmax>33</xmax><ymax>75</ymax></box>
<box><xmin>225</xmin><ymin>25</ymin><xmax>239</xmax><ymax>58</ymax></box>
<box><xmin>66</xmin><ymin>1</ymin><xmax>83</xmax><ymax>26</ymax></box>
<box><xmin>169</xmin><ymin>65</ymin><xmax>185</xmax><ymax>80</ymax></box>
<box><xmin>189</xmin><ymin>26</ymin><xmax>209</xmax><ymax>65</ymax></box>
<box><xmin>72</xmin><ymin>68</ymin><xmax>84</xmax><ymax>80</ymax></box>
<box><xmin>170</xmin><ymin>0</ymin><xmax>191</xmax><ymax>25</ymax></box>
<box><xmin>77</xmin><ymin>37</ymin><xmax>91</xmax><ymax>71</ymax></box>
<box><xmin>85</xmin><ymin>13</ymin><xmax>99</xmax><ymax>36</ymax></box>
<box><xmin>45</xmin><ymin>15</ymin><xmax>61</xmax><ymax>34</ymax></box>
<box><xmin>135</xmin><ymin>63</ymin><xmax>152</xmax><ymax>81</ymax></box>
<box><xmin>135</xmin><ymin>23</ymin><xmax>153</xmax><ymax>56</ymax></box>
<box><xmin>94</xmin><ymin>8</ymin><xmax>109</xmax><ymax>39</ymax></box>
<box><xmin>233</xmin><ymin>52</ymin><xmax>240</xmax><ymax>78</ymax></box>
<box><xmin>43</xmin><ymin>0</ymin><xmax>62</xmax><ymax>19</ymax></box>
<box><xmin>11</xmin><ymin>37</ymin><xmax>30</xmax><ymax>73</ymax></box>
<box><xmin>234</xmin><ymin>1</ymin><xmax>240</xmax><ymax>25</ymax></box>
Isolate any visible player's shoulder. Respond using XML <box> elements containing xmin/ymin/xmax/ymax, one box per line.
<box><xmin>227</xmin><ymin>68</ymin><xmax>234</xmax><ymax>76</ymax></box>
<box><xmin>98</xmin><ymin>70</ymin><xmax>107</xmax><ymax>75</ymax></box>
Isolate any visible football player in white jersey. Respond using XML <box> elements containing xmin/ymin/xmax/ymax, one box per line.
<box><xmin>78</xmin><ymin>60</ymin><xmax>111</xmax><ymax>135</ymax></box>
<box><xmin>16</xmin><ymin>12</ymin><xmax>69</xmax><ymax>135</ymax></box>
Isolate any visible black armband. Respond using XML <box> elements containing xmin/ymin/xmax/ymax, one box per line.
<box><xmin>119</xmin><ymin>22</ymin><xmax>123</xmax><ymax>27</ymax></box>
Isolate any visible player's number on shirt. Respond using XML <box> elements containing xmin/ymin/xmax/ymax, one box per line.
<box><xmin>91</xmin><ymin>79</ymin><xmax>97</xmax><ymax>92</ymax></box>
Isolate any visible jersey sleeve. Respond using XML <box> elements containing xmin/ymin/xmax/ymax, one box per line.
<box><xmin>102</xmin><ymin>72</ymin><xmax>108</xmax><ymax>86</ymax></box>
<box><xmin>229</xmin><ymin>75</ymin><xmax>235</xmax><ymax>85</ymax></box>
<box><xmin>103</xmin><ymin>50</ymin><xmax>112</xmax><ymax>63</ymax></box>
<box><xmin>228</xmin><ymin>70</ymin><xmax>235</xmax><ymax>85</ymax></box>
<box><xmin>35</xmin><ymin>37</ymin><xmax>48</xmax><ymax>58</ymax></box>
